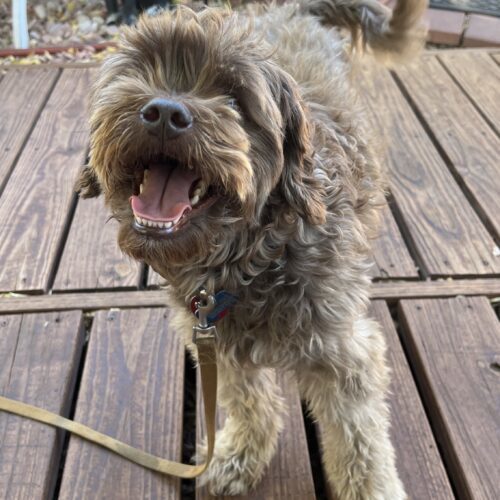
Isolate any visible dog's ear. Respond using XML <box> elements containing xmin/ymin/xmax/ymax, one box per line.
<box><xmin>275</xmin><ymin>70</ymin><xmax>326</xmax><ymax>225</ymax></box>
<box><xmin>75</xmin><ymin>165</ymin><xmax>102</xmax><ymax>199</ymax></box>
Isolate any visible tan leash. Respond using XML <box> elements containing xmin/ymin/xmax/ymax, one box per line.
<box><xmin>0</xmin><ymin>290</ymin><xmax>220</xmax><ymax>479</ymax></box>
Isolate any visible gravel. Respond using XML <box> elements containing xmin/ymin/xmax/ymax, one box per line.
<box><xmin>0</xmin><ymin>0</ymin><xmax>122</xmax><ymax>64</ymax></box>
<box><xmin>0</xmin><ymin>1</ymin><xmax>213</xmax><ymax>64</ymax></box>
<box><xmin>0</xmin><ymin>0</ymin><xmax>118</xmax><ymax>49</ymax></box>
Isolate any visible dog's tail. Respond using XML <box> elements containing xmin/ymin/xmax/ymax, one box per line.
<box><xmin>301</xmin><ymin>0</ymin><xmax>427</xmax><ymax>63</ymax></box>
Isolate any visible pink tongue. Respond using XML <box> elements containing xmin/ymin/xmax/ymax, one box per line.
<box><xmin>130</xmin><ymin>164</ymin><xmax>199</xmax><ymax>221</ymax></box>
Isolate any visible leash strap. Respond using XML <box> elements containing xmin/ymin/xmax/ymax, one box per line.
<box><xmin>0</xmin><ymin>325</ymin><xmax>217</xmax><ymax>479</ymax></box>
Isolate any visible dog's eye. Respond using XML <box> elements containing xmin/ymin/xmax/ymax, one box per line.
<box><xmin>228</xmin><ymin>97</ymin><xmax>239</xmax><ymax>111</ymax></box>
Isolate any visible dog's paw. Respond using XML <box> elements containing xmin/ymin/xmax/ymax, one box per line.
<box><xmin>195</xmin><ymin>441</ymin><xmax>265</xmax><ymax>495</ymax></box>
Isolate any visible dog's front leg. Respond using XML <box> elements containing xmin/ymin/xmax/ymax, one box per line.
<box><xmin>197</xmin><ymin>356</ymin><xmax>285</xmax><ymax>495</ymax></box>
<box><xmin>296</xmin><ymin>317</ymin><xmax>406</xmax><ymax>500</ymax></box>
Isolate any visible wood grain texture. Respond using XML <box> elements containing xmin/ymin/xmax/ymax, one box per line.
<box><xmin>148</xmin><ymin>268</ymin><xmax>167</xmax><ymax>288</ymax></box>
<box><xmin>196</xmin><ymin>372</ymin><xmax>316</xmax><ymax>500</ymax></box>
<box><xmin>0</xmin><ymin>311</ymin><xmax>85</xmax><ymax>499</ymax></box>
<box><xmin>0</xmin><ymin>62</ymin><xmax>102</xmax><ymax>70</ymax></box>
<box><xmin>399</xmin><ymin>297</ymin><xmax>500</xmax><ymax>499</ymax></box>
<box><xmin>491</xmin><ymin>53</ymin><xmax>500</xmax><ymax>65</ymax></box>
<box><xmin>439</xmin><ymin>51</ymin><xmax>500</xmax><ymax>135</ymax></box>
<box><xmin>360</xmin><ymin>63</ymin><xmax>500</xmax><ymax>277</ymax></box>
<box><xmin>370</xmin><ymin>301</ymin><xmax>453</xmax><ymax>500</ymax></box>
<box><xmin>0</xmin><ymin>68</ymin><xmax>95</xmax><ymax>293</ymax></box>
<box><xmin>370</xmin><ymin>203</ymin><xmax>418</xmax><ymax>279</ymax></box>
<box><xmin>370</xmin><ymin>278</ymin><xmax>500</xmax><ymax>300</ymax></box>
<box><xmin>0</xmin><ymin>68</ymin><xmax>59</xmax><ymax>193</ymax></box>
<box><xmin>53</xmin><ymin>196</ymin><xmax>143</xmax><ymax>291</ymax></box>
<box><xmin>396</xmin><ymin>55</ymin><xmax>500</xmax><ymax>241</ymax></box>
<box><xmin>0</xmin><ymin>290</ymin><xmax>168</xmax><ymax>314</ymax></box>
<box><xmin>58</xmin><ymin>308</ymin><xmax>184</xmax><ymax>500</ymax></box>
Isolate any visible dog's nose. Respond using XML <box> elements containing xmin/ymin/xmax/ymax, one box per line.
<box><xmin>140</xmin><ymin>98</ymin><xmax>193</xmax><ymax>139</ymax></box>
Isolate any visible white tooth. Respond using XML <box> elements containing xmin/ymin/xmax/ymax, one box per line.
<box><xmin>165</xmin><ymin>221</ymin><xmax>173</xmax><ymax>228</ymax></box>
<box><xmin>191</xmin><ymin>179</ymin><xmax>201</xmax><ymax>192</ymax></box>
<box><xmin>146</xmin><ymin>220</ymin><xmax>152</xmax><ymax>227</ymax></box>
<box><xmin>139</xmin><ymin>183</ymin><xmax>144</xmax><ymax>194</ymax></box>
<box><xmin>193</xmin><ymin>188</ymin><xmax>201</xmax><ymax>197</ymax></box>
<box><xmin>190</xmin><ymin>195</ymin><xmax>199</xmax><ymax>206</ymax></box>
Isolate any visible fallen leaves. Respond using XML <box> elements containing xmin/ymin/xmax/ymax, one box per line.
<box><xmin>1</xmin><ymin>0</ymin><xmax>113</xmax><ymax>49</ymax></box>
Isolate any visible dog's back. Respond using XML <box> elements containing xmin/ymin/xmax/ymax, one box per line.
<box><xmin>245</xmin><ymin>0</ymin><xmax>427</xmax><ymax>116</ymax></box>
<box><xmin>302</xmin><ymin>0</ymin><xmax>427</xmax><ymax>62</ymax></box>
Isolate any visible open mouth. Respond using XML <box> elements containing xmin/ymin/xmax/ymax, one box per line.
<box><xmin>129</xmin><ymin>156</ymin><xmax>217</xmax><ymax>236</ymax></box>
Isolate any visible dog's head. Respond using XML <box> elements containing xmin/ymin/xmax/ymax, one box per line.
<box><xmin>81</xmin><ymin>7</ymin><xmax>325</xmax><ymax>271</ymax></box>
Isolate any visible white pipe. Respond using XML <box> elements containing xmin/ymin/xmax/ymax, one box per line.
<box><xmin>12</xmin><ymin>0</ymin><xmax>29</xmax><ymax>49</ymax></box>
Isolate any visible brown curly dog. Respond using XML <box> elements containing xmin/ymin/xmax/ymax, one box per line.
<box><xmin>77</xmin><ymin>0</ymin><xmax>426</xmax><ymax>497</ymax></box>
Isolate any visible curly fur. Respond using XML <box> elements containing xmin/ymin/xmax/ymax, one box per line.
<box><xmin>79</xmin><ymin>1</ymin><xmax>426</xmax><ymax>497</ymax></box>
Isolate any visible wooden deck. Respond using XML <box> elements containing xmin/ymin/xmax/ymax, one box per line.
<box><xmin>0</xmin><ymin>49</ymin><xmax>499</xmax><ymax>500</ymax></box>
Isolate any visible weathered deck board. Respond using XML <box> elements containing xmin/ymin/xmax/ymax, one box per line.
<box><xmin>0</xmin><ymin>68</ymin><xmax>59</xmax><ymax>193</ymax></box>
<box><xmin>2</xmin><ymin>278</ymin><xmax>500</xmax><ymax>314</ymax></box>
<box><xmin>0</xmin><ymin>290</ymin><xmax>166</xmax><ymax>313</ymax></box>
<box><xmin>0</xmin><ymin>311</ymin><xmax>84</xmax><ymax>499</ymax></box>
<box><xmin>369</xmin><ymin>278</ymin><xmax>500</xmax><ymax>300</ymax></box>
<box><xmin>396</xmin><ymin>55</ymin><xmax>500</xmax><ymax>241</ymax></box>
<box><xmin>53</xmin><ymin>196</ymin><xmax>143</xmax><ymax>291</ymax></box>
<box><xmin>399</xmin><ymin>297</ymin><xmax>500</xmax><ymax>499</ymax></box>
<box><xmin>439</xmin><ymin>51</ymin><xmax>500</xmax><ymax>135</ymax></box>
<box><xmin>370</xmin><ymin>302</ymin><xmax>453</xmax><ymax>500</ymax></box>
<box><xmin>0</xmin><ymin>68</ymin><xmax>94</xmax><ymax>293</ymax></box>
<box><xmin>58</xmin><ymin>308</ymin><xmax>184</xmax><ymax>499</ymax></box>
<box><xmin>360</xmin><ymin>63</ymin><xmax>500</xmax><ymax>277</ymax></box>
<box><xmin>148</xmin><ymin>268</ymin><xmax>167</xmax><ymax>288</ymax></box>
<box><xmin>197</xmin><ymin>373</ymin><xmax>316</xmax><ymax>500</ymax></box>
<box><xmin>370</xmin><ymin>204</ymin><xmax>418</xmax><ymax>279</ymax></box>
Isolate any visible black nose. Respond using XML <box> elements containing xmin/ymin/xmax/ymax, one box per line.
<box><xmin>140</xmin><ymin>98</ymin><xmax>193</xmax><ymax>139</ymax></box>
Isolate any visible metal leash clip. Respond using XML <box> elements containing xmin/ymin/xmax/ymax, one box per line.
<box><xmin>192</xmin><ymin>288</ymin><xmax>217</xmax><ymax>346</ymax></box>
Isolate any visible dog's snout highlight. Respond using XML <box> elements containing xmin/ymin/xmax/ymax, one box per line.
<box><xmin>140</xmin><ymin>98</ymin><xmax>193</xmax><ymax>139</ymax></box>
